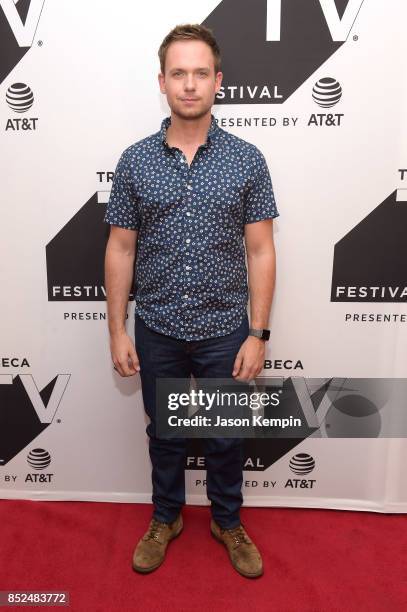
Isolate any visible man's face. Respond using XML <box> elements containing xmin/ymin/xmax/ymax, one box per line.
<box><xmin>158</xmin><ymin>40</ymin><xmax>222</xmax><ymax>120</ymax></box>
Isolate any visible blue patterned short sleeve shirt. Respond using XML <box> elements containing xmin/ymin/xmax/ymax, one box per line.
<box><xmin>103</xmin><ymin>114</ymin><xmax>279</xmax><ymax>340</ymax></box>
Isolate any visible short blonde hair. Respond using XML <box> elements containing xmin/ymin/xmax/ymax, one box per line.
<box><xmin>158</xmin><ymin>23</ymin><xmax>221</xmax><ymax>74</ymax></box>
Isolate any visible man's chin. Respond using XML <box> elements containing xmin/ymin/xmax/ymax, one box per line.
<box><xmin>171</xmin><ymin>105</ymin><xmax>211</xmax><ymax>121</ymax></box>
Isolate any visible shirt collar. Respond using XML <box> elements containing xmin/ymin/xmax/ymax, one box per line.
<box><xmin>160</xmin><ymin>113</ymin><xmax>219</xmax><ymax>148</ymax></box>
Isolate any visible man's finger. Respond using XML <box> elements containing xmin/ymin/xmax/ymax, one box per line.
<box><xmin>114</xmin><ymin>363</ymin><xmax>125</xmax><ymax>377</ymax></box>
<box><xmin>121</xmin><ymin>359</ymin><xmax>134</xmax><ymax>376</ymax></box>
<box><xmin>232</xmin><ymin>352</ymin><xmax>243</xmax><ymax>376</ymax></box>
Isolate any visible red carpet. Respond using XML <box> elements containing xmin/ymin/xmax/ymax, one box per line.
<box><xmin>0</xmin><ymin>500</ymin><xmax>406</xmax><ymax>611</ymax></box>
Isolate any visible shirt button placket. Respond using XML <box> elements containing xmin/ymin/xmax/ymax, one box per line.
<box><xmin>175</xmin><ymin>151</ymin><xmax>186</xmax><ymax>338</ymax></box>
<box><xmin>183</xmin><ymin>153</ymin><xmax>194</xmax><ymax>339</ymax></box>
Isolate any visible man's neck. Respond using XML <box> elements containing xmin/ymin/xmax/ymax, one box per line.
<box><xmin>166</xmin><ymin>111</ymin><xmax>212</xmax><ymax>149</ymax></box>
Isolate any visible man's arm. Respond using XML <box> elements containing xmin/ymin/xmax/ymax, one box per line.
<box><xmin>245</xmin><ymin>218</ymin><xmax>276</xmax><ymax>329</ymax></box>
<box><xmin>232</xmin><ymin>218</ymin><xmax>276</xmax><ymax>381</ymax></box>
<box><xmin>105</xmin><ymin>225</ymin><xmax>140</xmax><ymax>377</ymax></box>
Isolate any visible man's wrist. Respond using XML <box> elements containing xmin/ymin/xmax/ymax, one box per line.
<box><xmin>109</xmin><ymin>325</ymin><xmax>127</xmax><ymax>338</ymax></box>
<box><xmin>248</xmin><ymin>334</ymin><xmax>267</xmax><ymax>346</ymax></box>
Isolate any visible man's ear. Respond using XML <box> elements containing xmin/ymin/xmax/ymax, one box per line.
<box><xmin>158</xmin><ymin>72</ymin><xmax>166</xmax><ymax>94</ymax></box>
<box><xmin>215</xmin><ymin>71</ymin><xmax>223</xmax><ymax>94</ymax></box>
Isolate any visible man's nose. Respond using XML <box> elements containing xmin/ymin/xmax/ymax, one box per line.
<box><xmin>184</xmin><ymin>74</ymin><xmax>196</xmax><ymax>90</ymax></box>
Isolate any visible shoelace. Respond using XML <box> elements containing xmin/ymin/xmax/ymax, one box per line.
<box><xmin>145</xmin><ymin>518</ymin><xmax>167</xmax><ymax>542</ymax></box>
<box><xmin>223</xmin><ymin>525</ymin><xmax>250</xmax><ymax>546</ymax></box>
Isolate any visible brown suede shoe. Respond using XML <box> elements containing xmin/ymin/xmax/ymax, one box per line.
<box><xmin>210</xmin><ymin>519</ymin><xmax>263</xmax><ymax>578</ymax></box>
<box><xmin>132</xmin><ymin>514</ymin><xmax>183</xmax><ymax>573</ymax></box>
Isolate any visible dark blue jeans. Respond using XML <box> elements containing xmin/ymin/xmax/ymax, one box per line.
<box><xmin>134</xmin><ymin>312</ymin><xmax>249</xmax><ymax>530</ymax></box>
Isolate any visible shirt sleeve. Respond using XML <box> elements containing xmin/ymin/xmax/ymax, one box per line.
<box><xmin>103</xmin><ymin>147</ymin><xmax>141</xmax><ymax>230</ymax></box>
<box><xmin>243</xmin><ymin>148</ymin><xmax>280</xmax><ymax>224</ymax></box>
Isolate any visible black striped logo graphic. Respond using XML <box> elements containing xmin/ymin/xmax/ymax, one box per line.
<box><xmin>289</xmin><ymin>453</ymin><xmax>315</xmax><ymax>475</ymax></box>
<box><xmin>27</xmin><ymin>448</ymin><xmax>51</xmax><ymax>471</ymax></box>
<box><xmin>6</xmin><ymin>82</ymin><xmax>34</xmax><ymax>113</ymax></box>
<box><xmin>312</xmin><ymin>77</ymin><xmax>342</xmax><ymax>107</ymax></box>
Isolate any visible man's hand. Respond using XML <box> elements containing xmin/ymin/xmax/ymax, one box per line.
<box><xmin>232</xmin><ymin>336</ymin><xmax>265</xmax><ymax>381</ymax></box>
<box><xmin>110</xmin><ymin>330</ymin><xmax>140</xmax><ymax>377</ymax></box>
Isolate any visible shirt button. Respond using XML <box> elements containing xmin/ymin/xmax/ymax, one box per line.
<box><xmin>185</xmin><ymin>265</ymin><xmax>191</xmax><ymax>270</ymax></box>
<box><xmin>183</xmin><ymin>294</ymin><xmax>189</xmax><ymax>299</ymax></box>
<box><xmin>186</xmin><ymin>212</ymin><xmax>191</xmax><ymax>216</ymax></box>
<box><xmin>186</xmin><ymin>238</ymin><xmax>191</xmax><ymax>244</ymax></box>
<box><xmin>187</xmin><ymin>184</ymin><xmax>193</xmax><ymax>190</ymax></box>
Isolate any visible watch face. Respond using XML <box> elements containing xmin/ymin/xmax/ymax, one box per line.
<box><xmin>262</xmin><ymin>329</ymin><xmax>270</xmax><ymax>340</ymax></box>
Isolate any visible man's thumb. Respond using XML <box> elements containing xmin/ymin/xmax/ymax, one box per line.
<box><xmin>129</xmin><ymin>349</ymin><xmax>140</xmax><ymax>372</ymax></box>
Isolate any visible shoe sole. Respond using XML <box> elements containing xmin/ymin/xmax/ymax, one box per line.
<box><xmin>210</xmin><ymin>526</ymin><xmax>264</xmax><ymax>578</ymax></box>
<box><xmin>132</xmin><ymin>520</ymin><xmax>184</xmax><ymax>574</ymax></box>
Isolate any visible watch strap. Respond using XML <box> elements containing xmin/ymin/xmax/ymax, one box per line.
<box><xmin>248</xmin><ymin>328</ymin><xmax>270</xmax><ymax>341</ymax></box>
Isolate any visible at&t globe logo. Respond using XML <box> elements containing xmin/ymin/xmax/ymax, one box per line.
<box><xmin>312</xmin><ymin>77</ymin><xmax>343</xmax><ymax>108</ymax></box>
<box><xmin>285</xmin><ymin>453</ymin><xmax>316</xmax><ymax>490</ymax></box>
<box><xmin>25</xmin><ymin>448</ymin><xmax>54</xmax><ymax>483</ymax></box>
<box><xmin>289</xmin><ymin>452</ymin><xmax>315</xmax><ymax>475</ymax></box>
<box><xmin>6</xmin><ymin>82</ymin><xmax>34</xmax><ymax>112</ymax></box>
<box><xmin>4</xmin><ymin>82</ymin><xmax>38</xmax><ymax>132</ymax></box>
<box><xmin>27</xmin><ymin>448</ymin><xmax>51</xmax><ymax>471</ymax></box>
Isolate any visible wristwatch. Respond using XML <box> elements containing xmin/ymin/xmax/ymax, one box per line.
<box><xmin>248</xmin><ymin>328</ymin><xmax>270</xmax><ymax>341</ymax></box>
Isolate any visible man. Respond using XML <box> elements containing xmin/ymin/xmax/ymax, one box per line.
<box><xmin>103</xmin><ymin>23</ymin><xmax>279</xmax><ymax>578</ymax></box>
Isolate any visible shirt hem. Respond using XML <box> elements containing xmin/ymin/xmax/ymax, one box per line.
<box><xmin>134</xmin><ymin>310</ymin><xmax>248</xmax><ymax>341</ymax></box>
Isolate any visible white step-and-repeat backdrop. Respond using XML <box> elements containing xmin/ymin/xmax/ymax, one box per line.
<box><xmin>1</xmin><ymin>0</ymin><xmax>406</xmax><ymax>512</ymax></box>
